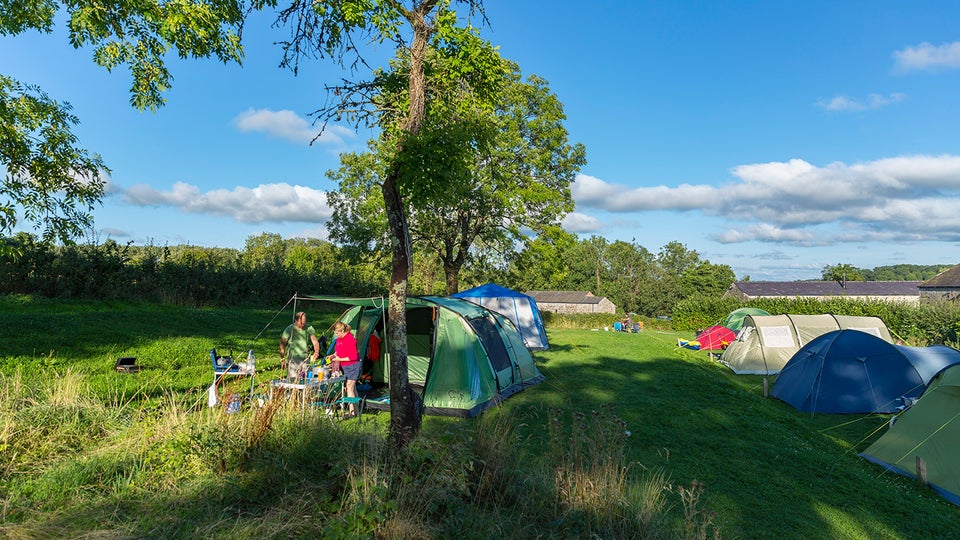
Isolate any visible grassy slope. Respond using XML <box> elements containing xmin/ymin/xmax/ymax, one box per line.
<box><xmin>2</xmin><ymin>296</ymin><xmax>958</xmax><ymax>538</ymax></box>
<box><xmin>523</xmin><ymin>328</ymin><xmax>959</xmax><ymax>539</ymax></box>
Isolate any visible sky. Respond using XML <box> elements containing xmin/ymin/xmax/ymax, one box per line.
<box><xmin>2</xmin><ymin>1</ymin><xmax>960</xmax><ymax>281</ymax></box>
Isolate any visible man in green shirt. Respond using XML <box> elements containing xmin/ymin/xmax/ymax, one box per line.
<box><xmin>279</xmin><ymin>311</ymin><xmax>320</xmax><ymax>378</ymax></box>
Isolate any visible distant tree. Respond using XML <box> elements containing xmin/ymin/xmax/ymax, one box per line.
<box><xmin>658</xmin><ymin>241</ymin><xmax>701</xmax><ymax>276</ymax></box>
<box><xmin>681</xmin><ymin>260</ymin><xmax>736</xmax><ymax>298</ymax></box>
<box><xmin>602</xmin><ymin>239</ymin><xmax>655</xmax><ymax>314</ymax></box>
<box><xmin>822</xmin><ymin>263</ymin><xmax>865</xmax><ymax>282</ymax></box>
<box><xmin>507</xmin><ymin>226</ymin><xmax>577</xmax><ymax>291</ymax></box>
<box><xmin>652</xmin><ymin>241</ymin><xmax>701</xmax><ymax>313</ymax></box>
<box><xmin>863</xmin><ymin>264</ymin><xmax>950</xmax><ymax>281</ymax></box>
<box><xmin>242</xmin><ymin>233</ymin><xmax>286</xmax><ymax>269</ymax></box>
<box><xmin>283</xmin><ymin>238</ymin><xmax>340</xmax><ymax>275</ymax></box>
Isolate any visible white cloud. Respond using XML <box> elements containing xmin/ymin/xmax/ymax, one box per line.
<box><xmin>893</xmin><ymin>41</ymin><xmax>960</xmax><ymax>72</ymax></box>
<box><xmin>712</xmin><ymin>224</ymin><xmax>820</xmax><ymax>245</ymax></box>
<box><xmin>816</xmin><ymin>92</ymin><xmax>906</xmax><ymax>112</ymax></box>
<box><xmin>571</xmin><ymin>173</ymin><xmax>719</xmax><ymax>211</ymax></box>
<box><xmin>233</xmin><ymin>108</ymin><xmax>354</xmax><ymax>145</ymax></box>
<box><xmin>561</xmin><ymin>211</ymin><xmax>604</xmax><ymax>233</ymax></box>
<box><xmin>572</xmin><ymin>154</ymin><xmax>960</xmax><ymax>245</ymax></box>
<box><xmin>121</xmin><ymin>182</ymin><xmax>333</xmax><ymax>224</ymax></box>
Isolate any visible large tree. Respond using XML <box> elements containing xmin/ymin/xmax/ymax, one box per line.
<box><xmin>327</xmin><ymin>61</ymin><xmax>584</xmax><ymax>294</ymax></box>
<box><xmin>1</xmin><ymin>0</ymin><xmax>250</xmax><ymax>245</ymax></box>
<box><xmin>274</xmin><ymin>0</ymin><xmax>488</xmax><ymax>449</ymax></box>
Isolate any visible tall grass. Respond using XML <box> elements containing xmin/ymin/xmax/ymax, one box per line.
<box><xmin>3</xmin><ymin>298</ymin><xmax>960</xmax><ymax>538</ymax></box>
<box><xmin>0</xmin><ymin>375</ymin><xmax>702</xmax><ymax>539</ymax></box>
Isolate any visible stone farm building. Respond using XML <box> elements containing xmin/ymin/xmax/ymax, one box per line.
<box><xmin>724</xmin><ymin>280</ymin><xmax>922</xmax><ymax>304</ymax></box>
<box><xmin>918</xmin><ymin>263</ymin><xmax>960</xmax><ymax>301</ymax></box>
<box><xmin>526</xmin><ymin>291</ymin><xmax>617</xmax><ymax>314</ymax></box>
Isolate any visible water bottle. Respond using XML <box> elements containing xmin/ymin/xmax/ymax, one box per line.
<box><xmin>247</xmin><ymin>349</ymin><xmax>255</xmax><ymax>370</ymax></box>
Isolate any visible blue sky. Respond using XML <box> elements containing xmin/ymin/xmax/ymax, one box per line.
<box><xmin>3</xmin><ymin>1</ymin><xmax>960</xmax><ymax>281</ymax></box>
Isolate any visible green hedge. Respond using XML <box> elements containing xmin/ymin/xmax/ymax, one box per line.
<box><xmin>672</xmin><ymin>296</ymin><xmax>960</xmax><ymax>346</ymax></box>
<box><xmin>539</xmin><ymin>312</ymin><xmax>672</xmax><ymax>332</ymax></box>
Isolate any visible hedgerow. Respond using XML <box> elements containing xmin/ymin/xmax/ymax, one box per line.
<box><xmin>673</xmin><ymin>296</ymin><xmax>960</xmax><ymax>346</ymax></box>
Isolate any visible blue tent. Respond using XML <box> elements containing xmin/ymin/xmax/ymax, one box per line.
<box><xmin>770</xmin><ymin>330</ymin><xmax>960</xmax><ymax>414</ymax></box>
<box><xmin>453</xmin><ymin>283</ymin><xmax>549</xmax><ymax>351</ymax></box>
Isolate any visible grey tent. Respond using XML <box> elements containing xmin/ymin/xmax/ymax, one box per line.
<box><xmin>720</xmin><ymin>314</ymin><xmax>892</xmax><ymax>375</ymax></box>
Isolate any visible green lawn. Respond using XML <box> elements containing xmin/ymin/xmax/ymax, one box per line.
<box><xmin>1</xmin><ymin>296</ymin><xmax>957</xmax><ymax>538</ymax></box>
<box><xmin>530</xmin><ymin>328</ymin><xmax>959</xmax><ymax>538</ymax></box>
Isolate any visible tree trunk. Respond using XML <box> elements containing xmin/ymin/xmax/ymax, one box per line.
<box><xmin>385</xmin><ymin>0</ymin><xmax>437</xmax><ymax>451</ymax></box>
<box><xmin>383</xmin><ymin>170</ymin><xmax>420</xmax><ymax>450</ymax></box>
<box><xmin>444</xmin><ymin>262</ymin><xmax>460</xmax><ymax>295</ymax></box>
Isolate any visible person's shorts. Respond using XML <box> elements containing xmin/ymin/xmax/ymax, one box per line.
<box><xmin>342</xmin><ymin>361</ymin><xmax>361</xmax><ymax>381</ymax></box>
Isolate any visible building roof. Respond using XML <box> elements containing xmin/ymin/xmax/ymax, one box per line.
<box><xmin>729</xmin><ymin>281</ymin><xmax>921</xmax><ymax>298</ymax></box>
<box><xmin>919</xmin><ymin>264</ymin><xmax>960</xmax><ymax>288</ymax></box>
<box><xmin>525</xmin><ymin>290</ymin><xmax>606</xmax><ymax>304</ymax></box>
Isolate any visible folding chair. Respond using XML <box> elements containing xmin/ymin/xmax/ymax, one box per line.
<box><xmin>332</xmin><ymin>396</ymin><xmax>366</xmax><ymax>422</ymax></box>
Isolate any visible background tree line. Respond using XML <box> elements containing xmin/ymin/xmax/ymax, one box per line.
<box><xmin>820</xmin><ymin>263</ymin><xmax>949</xmax><ymax>282</ymax></box>
<box><xmin>3</xmin><ymin>227</ymin><xmax>953</xmax><ymax>317</ymax></box>
<box><xmin>0</xmin><ymin>229</ymin><xmax>736</xmax><ymax>315</ymax></box>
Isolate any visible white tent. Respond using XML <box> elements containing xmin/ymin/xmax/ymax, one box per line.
<box><xmin>453</xmin><ymin>283</ymin><xmax>549</xmax><ymax>351</ymax></box>
<box><xmin>720</xmin><ymin>314</ymin><xmax>892</xmax><ymax>375</ymax></box>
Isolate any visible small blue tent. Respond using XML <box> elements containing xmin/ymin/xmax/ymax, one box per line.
<box><xmin>771</xmin><ymin>330</ymin><xmax>960</xmax><ymax>414</ymax></box>
<box><xmin>453</xmin><ymin>283</ymin><xmax>549</xmax><ymax>351</ymax></box>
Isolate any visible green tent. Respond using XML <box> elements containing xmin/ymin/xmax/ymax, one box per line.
<box><xmin>861</xmin><ymin>363</ymin><xmax>960</xmax><ymax>505</ymax></box>
<box><xmin>723</xmin><ymin>307</ymin><xmax>770</xmax><ymax>332</ymax></box>
<box><xmin>302</xmin><ymin>294</ymin><xmax>544</xmax><ymax>417</ymax></box>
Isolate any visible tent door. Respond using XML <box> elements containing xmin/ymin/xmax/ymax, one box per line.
<box><xmin>467</xmin><ymin>315</ymin><xmax>514</xmax><ymax>391</ymax></box>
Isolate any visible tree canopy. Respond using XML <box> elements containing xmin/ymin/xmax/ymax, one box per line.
<box><xmin>822</xmin><ymin>263</ymin><xmax>865</xmax><ymax>282</ymax></box>
<box><xmin>327</xmin><ymin>58</ymin><xmax>585</xmax><ymax>294</ymax></box>
<box><xmin>1</xmin><ymin>0</ymin><xmax>253</xmax><ymax>246</ymax></box>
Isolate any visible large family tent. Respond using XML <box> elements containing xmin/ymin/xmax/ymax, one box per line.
<box><xmin>720</xmin><ymin>314</ymin><xmax>893</xmax><ymax>375</ymax></box>
<box><xmin>723</xmin><ymin>307</ymin><xmax>771</xmax><ymax>332</ymax></box>
<box><xmin>305</xmin><ymin>295</ymin><xmax>544</xmax><ymax>417</ymax></box>
<box><xmin>861</xmin><ymin>364</ymin><xmax>960</xmax><ymax>505</ymax></box>
<box><xmin>770</xmin><ymin>330</ymin><xmax>960</xmax><ymax>413</ymax></box>
<box><xmin>452</xmin><ymin>283</ymin><xmax>549</xmax><ymax>350</ymax></box>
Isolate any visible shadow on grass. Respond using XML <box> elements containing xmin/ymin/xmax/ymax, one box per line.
<box><xmin>4</xmin><ymin>408</ymin><xmax>371</xmax><ymax>538</ymax></box>
<box><xmin>512</xmin><ymin>329</ymin><xmax>960</xmax><ymax>539</ymax></box>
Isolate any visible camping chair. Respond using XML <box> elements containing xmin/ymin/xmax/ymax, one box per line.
<box><xmin>210</xmin><ymin>348</ymin><xmax>255</xmax><ymax>402</ymax></box>
<box><xmin>331</xmin><ymin>395</ymin><xmax>366</xmax><ymax>423</ymax></box>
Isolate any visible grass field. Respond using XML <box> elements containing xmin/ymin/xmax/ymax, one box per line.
<box><xmin>1</xmin><ymin>295</ymin><xmax>958</xmax><ymax>538</ymax></box>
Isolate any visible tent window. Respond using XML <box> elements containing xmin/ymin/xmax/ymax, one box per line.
<box><xmin>469</xmin><ymin>316</ymin><xmax>511</xmax><ymax>372</ymax></box>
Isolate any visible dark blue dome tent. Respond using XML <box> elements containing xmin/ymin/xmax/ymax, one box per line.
<box><xmin>771</xmin><ymin>330</ymin><xmax>960</xmax><ymax>414</ymax></box>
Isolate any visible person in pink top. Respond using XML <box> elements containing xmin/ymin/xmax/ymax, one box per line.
<box><xmin>328</xmin><ymin>321</ymin><xmax>360</xmax><ymax>418</ymax></box>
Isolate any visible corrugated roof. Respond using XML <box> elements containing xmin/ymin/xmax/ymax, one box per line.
<box><xmin>730</xmin><ymin>281</ymin><xmax>921</xmax><ymax>297</ymax></box>
<box><xmin>525</xmin><ymin>290</ymin><xmax>604</xmax><ymax>304</ymax></box>
<box><xmin>920</xmin><ymin>264</ymin><xmax>960</xmax><ymax>288</ymax></box>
